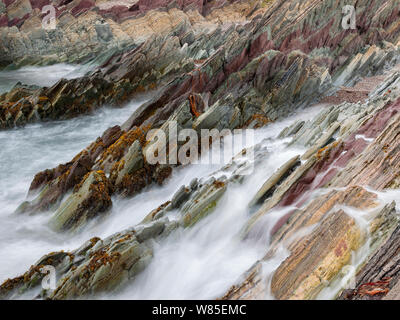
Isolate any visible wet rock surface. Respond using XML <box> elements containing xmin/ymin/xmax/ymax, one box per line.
<box><xmin>1</xmin><ymin>0</ymin><xmax>400</xmax><ymax>300</ymax></box>
<box><xmin>1</xmin><ymin>0</ymin><xmax>400</xmax><ymax>129</ymax></box>
<box><xmin>4</xmin><ymin>0</ymin><xmax>399</xmax><ymax>228</ymax></box>
<box><xmin>223</xmin><ymin>71</ymin><xmax>400</xmax><ymax>300</ymax></box>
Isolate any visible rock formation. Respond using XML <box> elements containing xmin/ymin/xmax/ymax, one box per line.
<box><xmin>1</xmin><ymin>0</ymin><xmax>400</xmax><ymax>300</ymax></box>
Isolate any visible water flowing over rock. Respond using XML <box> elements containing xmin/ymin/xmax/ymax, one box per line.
<box><xmin>223</xmin><ymin>73</ymin><xmax>400</xmax><ymax>300</ymax></box>
<box><xmin>1</xmin><ymin>0</ymin><xmax>400</xmax><ymax>301</ymax></box>
<box><xmin>1</xmin><ymin>0</ymin><xmax>400</xmax><ymax>129</ymax></box>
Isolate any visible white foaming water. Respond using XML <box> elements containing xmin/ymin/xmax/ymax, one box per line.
<box><xmin>0</xmin><ymin>99</ymin><xmax>148</xmax><ymax>284</ymax></box>
<box><xmin>0</xmin><ymin>64</ymin><xmax>90</xmax><ymax>94</ymax></box>
<box><xmin>0</xmin><ymin>65</ymin><xmax>325</xmax><ymax>299</ymax></box>
<box><xmin>106</xmin><ymin>137</ymin><xmax>305</xmax><ymax>300</ymax></box>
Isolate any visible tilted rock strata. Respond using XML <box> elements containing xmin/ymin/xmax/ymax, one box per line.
<box><xmin>1</xmin><ymin>0</ymin><xmax>400</xmax><ymax>130</ymax></box>
<box><xmin>4</xmin><ymin>0</ymin><xmax>400</xmax><ymax>237</ymax></box>
<box><xmin>0</xmin><ymin>172</ymin><xmax>233</xmax><ymax>299</ymax></box>
<box><xmin>1</xmin><ymin>0</ymin><xmax>400</xmax><ymax>300</ymax></box>
<box><xmin>49</xmin><ymin>170</ymin><xmax>113</xmax><ymax>232</ymax></box>
<box><xmin>4</xmin><ymin>72</ymin><xmax>400</xmax><ymax>300</ymax></box>
<box><xmin>339</xmin><ymin>204</ymin><xmax>400</xmax><ymax>300</ymax></box>
<box><xmin>222</xmin><ymin>72</ymin><xmax>400</xmax><ymax>300</ymax></box>
<box><xmin>0</xmin><ymin>0</ymin><xmax>261</xmax><ymax>67</ymax></box>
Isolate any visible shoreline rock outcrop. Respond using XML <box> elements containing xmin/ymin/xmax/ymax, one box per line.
<box><xmin>1</xmin><ymin>0</ymin><xmax>400</xmax><ymax>300</ymax></box>
<box><xmin>0</xmin><ymin>0</ymin><xmax>264</xmax><ymax>68</ymax></box>
<box><xmin>2</xmin><ymin>0</ymin><xmax>399</xmax><ymax>232</ymax></box>
<box><xmin>3</xmin><ymin>69</ymin><xmax>400</xmax><ymax>300</ymax></box>
<box><xmin>222</xmin><ymin>71</ymin><xmax>400</xmax><ymax>300</ymax></box>
<box><xmin>1</xmin><ymin>0</ymin><xmax>399</xmax><ymax>130</ymax></box>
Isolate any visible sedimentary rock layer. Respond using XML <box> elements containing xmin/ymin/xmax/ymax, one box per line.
<box><xmin>1</xmin><ymin>0</ymin><xmax>400</xmax><ymax>300</ymax></box>
<box><xmin>223</xmin><ymin>72</ymin><xmax>400</xmax><ymax>300</ymax></box>
<box><xmin>1</xmin><ymin>0</ymin><xmax>399</xmax><ymax>130</ymax></box>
